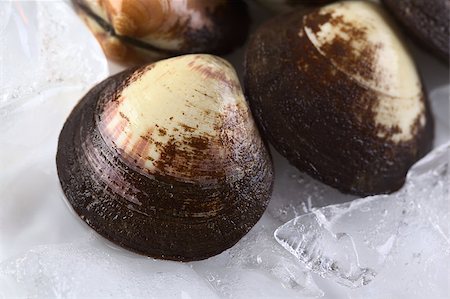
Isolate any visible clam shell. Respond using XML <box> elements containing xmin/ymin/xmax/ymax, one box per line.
<box><xmin>382</xmin><ymin>0</ymin><xmax>449</xmax><ymax>62</ymax></box>
<box><xmin>72</xmin><ymin>0</ymin><xmax>249</xmax><ymax>63</ymax></box>
<box><xmin>255</xmin><ymin>0</ymin><xmax>334</xmax><ymax>12</ymax></box>
<box><xmin>245</xmin><ymin>1</ymin><xmax>433</xmax><ymax>196</ymax></box>
<box><xmin>57</xmin><ymin>54</ymin><xmax>273</xmax><ymax>261</ymax></box>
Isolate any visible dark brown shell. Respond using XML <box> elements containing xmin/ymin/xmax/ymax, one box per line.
<box><xmin>244</xmin><ymin>2</ymin><xmax>433</xmax><ymax>196</ymax></box>
<box><xmin>72</xmin><ymin>0</ymin><xmax>250</xmax><ymax>64</ymax></box>
<box><xmin>56</xmin><ymin>56</ymin><xmax>273</xmax><ymax>261</ymax></box>
<box><xmin>382</xmin><ymin>0</ymin><xmax>449</xmax><ymax>62</ymax></box>
<box><xmin>255</xmin><ymin>0</ymin><xmax>334</xmax><ymax>12</ymax></box>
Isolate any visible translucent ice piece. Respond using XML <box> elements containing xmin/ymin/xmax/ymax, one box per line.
<box><xmin>192</xmin><ymin>216</ymin><xmax>324</xmax><ymax>298</ymax></box>
<box><xmin>275</xmin><ymin>211</ymin><xmax>376</xmax><ymax>288</ymax></box>
<box><xmin>0</xmin><ymin>1</ymin><xmax>107</xmax><ymax>113</ymax></box>
<box><xmin>275</xmin><ymin>142</ymin><xmax>450</xmax><ymax>292</ymax></box>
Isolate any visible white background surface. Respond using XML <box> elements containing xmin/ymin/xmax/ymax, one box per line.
<box><xmin>0</xmin><ymin>1</ymin><xmax>448</xmax><ymax>298</ymax></box>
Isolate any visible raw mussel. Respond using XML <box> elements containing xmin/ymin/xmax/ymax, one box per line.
<box><xmin>72</xmin><ymin>0</ymin><xmax>249</xmax><ymax>63</ymax></box>
<box><xmin>57</xmin><ymin>54</ymin><xmax>273</xmax><ymax>261</ymax></box>
<box><xmin>382</xmin><ymin>0</ymin><xmax>449</xmax><ymax>61</ymax></box>
<box><xmin>245</xmin><ymin>1</ymin><xmax>433</xmax><ymax>196</ymax></box>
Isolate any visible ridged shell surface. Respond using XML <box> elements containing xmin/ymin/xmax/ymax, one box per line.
<box><xmin>57</xmin><ymin>54</ymin><xmax>273</xmax><ymax>261</ymax></box>
<box><xmin>245</xmin><ymin>1</ymin><xmax>433</xmax><ymax>196</ymax></box>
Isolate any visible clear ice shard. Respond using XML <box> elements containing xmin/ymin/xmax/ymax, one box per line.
<box><xmin>274</xmin><ymin>142</ymin><xmax>450</xmax><ymax>292</ymax></box>
<box><xmin>274</xmin><ymin>211</ymin><xmax>376</xmax><ymax>288</ymax></box>
<box><xmin>192</xmin><ymin>216</ymin><xmax>325</xmax><ymax>298</ymax></box>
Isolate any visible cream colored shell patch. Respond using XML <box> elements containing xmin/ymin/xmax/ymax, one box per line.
<box><xmin>98</xmin><ymin>54</ymin><xmax>254</xmax><ymax>183</ymax></box>
<box><xmin>303</xmin><ymin>1</ymin><xmax>425</xmax><ymax>142</ymax></box>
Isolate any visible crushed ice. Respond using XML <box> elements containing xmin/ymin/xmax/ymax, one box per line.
<box><xmin>275</xmin><ymin>142</ymin><xmax>449</xmax><ymax>295</ymax></box>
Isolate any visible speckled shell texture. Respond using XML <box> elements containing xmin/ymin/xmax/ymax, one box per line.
<box><xmin>382</xmin><ymin>0</ymin><xmax>449</xmax><ymax>61</ymax></box>
<box><xmin>56</xmin><ymin>55</ymin><xmax>273</xmax><ymax>261</ymax></box>
<box><xmin>245</xmin><ymin>1</ymin><xmax>433</xmax><ymax>196</ymax></box>
<box><xmin>256</xmin><ymin>0</ymin><xmax>334</xmax><ymax>12</ymax></box>
<box><xmin>73</xmin><ymin>0</ymin><xmax>249</xmax><ymax>63</ymax></box>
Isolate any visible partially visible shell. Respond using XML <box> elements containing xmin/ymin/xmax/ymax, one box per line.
<box><xmin>73</xmin><ymin>0</ymin><xmax>249</xmax><ymax>63</ymax></box>
<box><xmin>382</xmin><ymin>0</ymin><xmax>449</xmax><ymax>61</ymax></box>
<box><xmin>255</xmin><ymin>0</ymin><xmax>334</xmax><ymax>12</ymax></box>
<box><xmin>245</xmin><ymin>1</ymin><xmax>433</xmax><ymax>196</ymax></box>
<box><xmin>57</xmin><ymin>54</ymin><xmax>273</xmax><ymax>261</ymax></box>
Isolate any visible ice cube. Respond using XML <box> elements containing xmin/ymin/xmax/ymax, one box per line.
<box><xmin>275</xmin><ymin>142</ymin><xmax>449</xmax><ymax>294</ymax></box>
<box><xmin>275</xmin><ymin>211</ymin><xmax>376</xmax><ymax>288</ymax></box>
<box><xmin>192</xmin><ymin>215</ymin><xmax>324</xmax><ymax>298</ymax></box>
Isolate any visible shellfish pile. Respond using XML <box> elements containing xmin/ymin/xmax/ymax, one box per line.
<box><xmin>59</xmin><ymin>0</ymin><xmax>436</xmax><ymax>260</ymax></box>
